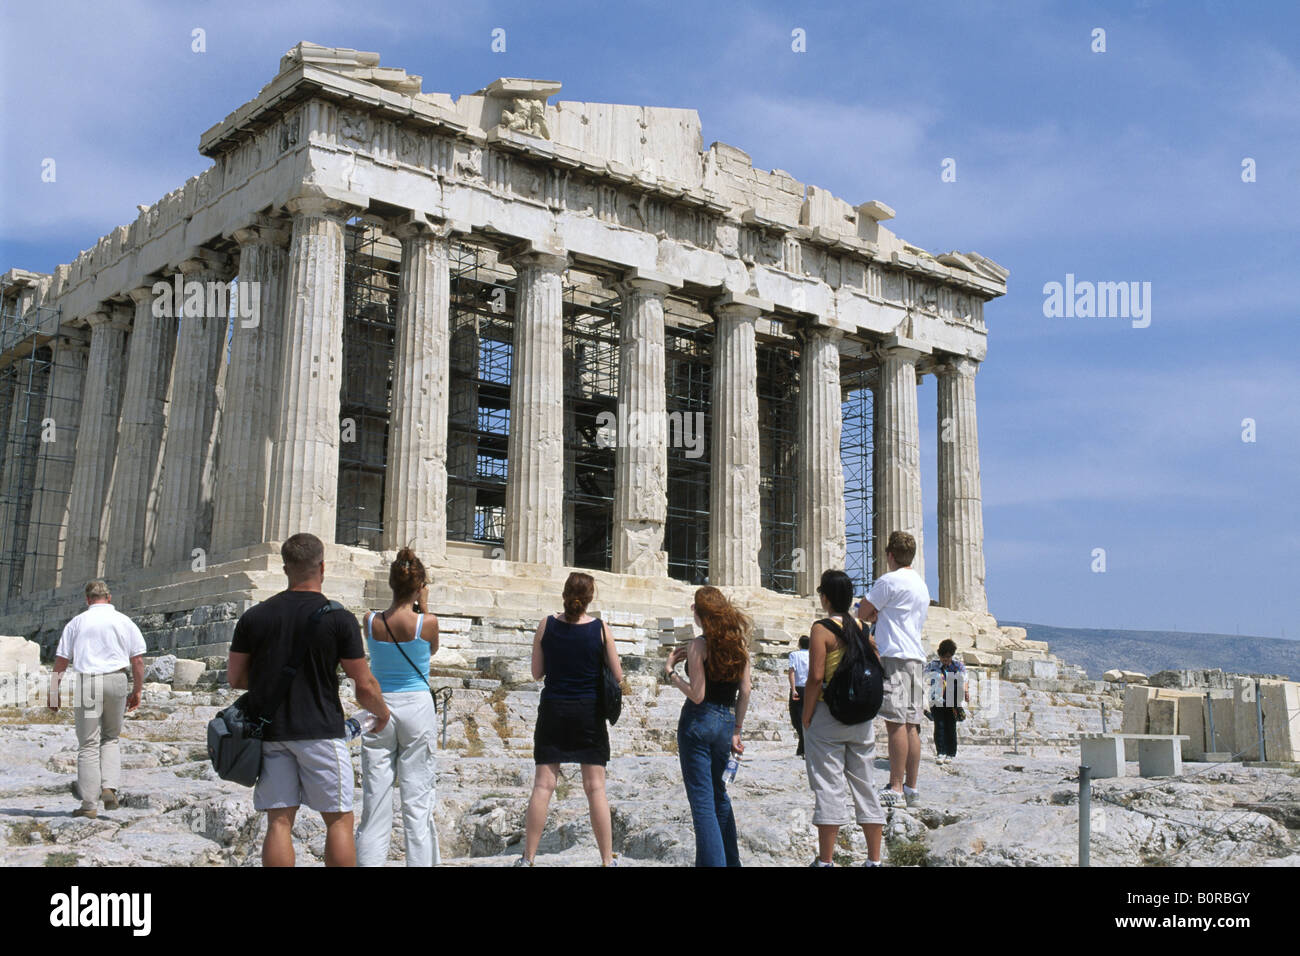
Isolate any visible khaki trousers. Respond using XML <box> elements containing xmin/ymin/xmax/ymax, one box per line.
<box><xmin>73</xmin><ymin>671</ymin><xmax>129</xmax><ymax>810</ymax></box>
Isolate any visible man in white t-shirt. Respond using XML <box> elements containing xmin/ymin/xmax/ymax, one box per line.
<box><xmin>49</xmin><ymin>580</ymin><xmax>147</xmax><ymax>818</ymax></box>
<box><xmin>857</xmin><ymin>531</ymin><xmax>930</xmax><ymax>808</ymax></box>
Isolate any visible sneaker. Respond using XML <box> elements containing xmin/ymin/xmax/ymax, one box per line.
<box><xmin>862</xmin><ymin>858</ymin><xmax>882</xmax><ymax>867</ymax></box>
<box><xmin>72</xmin><ymin>807</ymin><xmax>97</xmax><ymax>819</ymax></box>
<box><xmin>603</xmin><ymin>855</ymin><xmax>620</xmax><ymax>867</ymax></box>
<box><xmin>878</xmin><ymin>787</ymin><xmax>903</xmax><ymax>808</ymax></box>
<box><xmin>101</xmin><ymin>788</ymin><xmax>119</xmax><ymax>810</ymax></box>
<box><xmin>903</xmin><ymin>786</ymin><xmax>920</xmax><ymax>808</ymax></box>
<box><xmin>513</xmin><ymin>856</ymin><xmax>534</xmax><ymax>867</ymax></box>
<box><xmin>809</xmin><ymin>858</ymin><xmax>834</xmax><ymax>867</ymax></box>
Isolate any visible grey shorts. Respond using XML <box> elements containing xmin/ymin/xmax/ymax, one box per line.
<box><xmin>879</xmin><ymin>657</ymin><xmax>925</xmax><ymax>725</ymax></box>
<box><xmin>254</xmin><ymin>738</ymin><xmax>354</xmax><ymax>814</ymax></box>
<box><xmin>803</xmin><ymin>706</ymin><xmax>886</xmax><ymax>826</ymax></box>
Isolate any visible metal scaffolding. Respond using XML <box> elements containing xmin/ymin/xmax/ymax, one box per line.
<box><xmin>758</xmin><ymin>340</ymin><xmax>798</xmax><ymax>593</ymax></box>
<box><xmin>337</xmin><ymin>220</ymin><xmax>398</xmax><ymax>549</ymax></box>
<box><xmin>840</xmin><ymin>356</ymin><xmax>876</xmax><ymax>593</ymax></box>
<box><xmin>664</xmin><ymin>312</ymin><xmax>712</xmax><ymax>586</ymax></box>
<box><xmin>561</xmin><ymin>281</ymin><xmax>619</xmax><ymax>571</ymax></box>
<box><xmin>0</xmin><ymin>299</ymin><xmax>80</xmax><ymax>607</ymax></box>
<box><xmin>446</xmin><ymin>243</ymin><xmax>515</xmax><ymax>547</ymax></box>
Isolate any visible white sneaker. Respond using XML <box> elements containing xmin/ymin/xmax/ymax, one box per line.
<box><xmin>878</xmin><ymin>787</ymin><xmax>903</xmax><ymax>808</ymax></box>
<box><xmin>903</xmin><ymin>786</ymin><xmax>920</xmax><ymax>808</ymax></box>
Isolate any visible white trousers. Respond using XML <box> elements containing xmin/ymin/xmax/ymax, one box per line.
<box><xmin>356</xmin><ymin>690</ymin><xmax>441</xmax><ymax>866</ymax></box>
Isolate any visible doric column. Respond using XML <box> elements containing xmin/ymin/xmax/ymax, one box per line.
<box><xmin>22</xmin><ymin>334</ymin><xmax>87</xmax><ymax>593</ymax></box>
<box><xmin>0</xmin><ymin>364</ymin><xmax>42</xmax><ymax>598</ymax></box>
<box><xmin>502</xmin><ymin>248</ymin><xmax>567</xmax><ymax>565</ymax></box>
<box><xmin>874</xmin><ymin>344</ymin><xmax>924</xmax><ymax>581</ymax></box>
<box><xmin>796</xmin><ymin>325</ymin><xmax>847</xmax><ymax>594</ymax></box>
<box><xmin>63</xmin><ymin>308</ymin><xmax>131</xmax><ymax>584</ymax></box>
<box><xmin>104</xmin><ymin>286</ymin><xmax>178</xmax><ymax>575</ymax></box>
<box><xmin>264</xmin><ymin>197</ymin><xmax>351</xmax><ymax>544</ymax></box>
<box><xmin>382</xmin><ymin>220</ymin><xmax>451</xmax><ymax>559</ymax></box>
<box><xmin>446</xmin><ymin>319</ymin><xmax>480</xmax><ymax>538</ymax></box>
<box><xmin>612</xmin><ymin>275</ymin><xmax>673</xmax><ymax>576</ymax></box>
<box><xmin>152</xmin><ymin>256</ymin><xmax>229</xmax><ymax>569</ymax></box>
<box><xmin>936</xmin><ymin>356</ymin><xmax>987</xmax><ymax>611</ymax></box>
<box><xmin>210</xmin><ymin>224</ymin><xmax>289</xmax><ymax>556</ymax></box>
<box><xmin>709</xmin><ymin>298</ymin><xmax>763</xmax><ymax>587</ymax></box>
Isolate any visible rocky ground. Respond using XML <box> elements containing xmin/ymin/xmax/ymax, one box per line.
<box><xmin>2</xmin><ymin>675</ymin><xmax>1298</xmax><ymax>867</ymax></box>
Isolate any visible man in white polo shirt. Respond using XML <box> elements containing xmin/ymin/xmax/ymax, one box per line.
<box><xmin>49</xmin><ymin>580</ymin><xmax>147</xmax><ymax>818</ymax></box>
<box><xmin>858</xmin><ymin>531</ymin><xmax>930</xmax><ymax>808</ymax></box>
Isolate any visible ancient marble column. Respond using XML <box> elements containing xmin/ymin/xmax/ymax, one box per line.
<box><xmin>936</xmin><ymin>356</ymin><xmax>987</xmax><ymax>611</ymax></box>
<box><xmin>382</xmin><ymin>222</ymin><xmax>450</xmax><ymax>560</ymax></box>
<box><xmin>0</xmin><ymin>363</ymin><xmax>43</xmax><ymax>598</ymax></box>
<box><xmin>796</xmin><ymin>325</ymin><xmax>847</xmax><ymax>595</ymax></box>
<box><xmin>63</xmin><ymin>308</ymin><xmax>131</xmax><ymax>584</ymax></box>
<box><xmin>210</xmin><ymin>225</ymin><xmax>289</xmax><ymax>556</ymax></box>
<box><xmin>264</xmin><ymin>197</ymin><xmax>351</xmax><ymax>544</ymax></box>
<box><xmin>105</xmin><ymin>286</ymin><xmax>178</xmax><ymax>575</ymax></box>
<box><xmin>446</xmin><ymin>320</ymin><xmax>480</xmax><ymax>538</ymax></box>
<box><xmin>612</xmin><ymin>276</ymin><xmax>671</xmax><ymax>576</ymax></box>
<box><xmin>22</xmin><ymin>335</ymin><xmax>87</xmax><ymax>593</ymax></box>
<box><xmin>874</xmin><ymin>345</ymin><xmax>925</xmax><ymax>581</ymax></box>
<box><xmin>152</xmin><ymin>257</ymin><xmax>229</xmax><ymax>569</ymax></box>
<box><xmin>503</xmin><ymin>249</ymin><xmax>567</xmax><ymax>565</ymax></box>
<box><xmin>709</xmin><ymin>300</ymin><xmax>762</xmax><ymax>587</ymax></box>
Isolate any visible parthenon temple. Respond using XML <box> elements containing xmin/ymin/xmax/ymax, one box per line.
<box><xmin>0</xmin><ymin>42</ymin><xmax>1025</xmax><ymax>660</ymax></box>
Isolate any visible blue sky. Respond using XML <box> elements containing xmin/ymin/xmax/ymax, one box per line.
<box><xmin>2</xmin><ymin>0</ymin><xmax>1297</xmax><ymax>637</ymax></box>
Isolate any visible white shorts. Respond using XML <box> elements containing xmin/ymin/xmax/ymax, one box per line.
<box><xmin>254</xmin><ymin>738</ymin><xmax>354</xmax><ymax>814</ymax></box>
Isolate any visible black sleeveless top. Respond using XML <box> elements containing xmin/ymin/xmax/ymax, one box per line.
<box><xmin>687</xmin><ymin>653</ymin><xmax>740</xmax><ymax>707</ymax></box>
<box><xmin>541</xmin><ymin>616</ymin><xmax>603</xmax><ymax>701</ymax></box>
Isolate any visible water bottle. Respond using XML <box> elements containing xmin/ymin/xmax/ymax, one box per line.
<box><xmin>344</xmin><ymin>710</ymin><xmax>377</xmax><ymax>741</ymax></box>
<box><xmin>723</xmin><ymin>752</ymin><xmax>740</xmax><ymax>784</ymax></box>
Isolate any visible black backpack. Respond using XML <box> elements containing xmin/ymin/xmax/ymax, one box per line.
<box><xmin>819</xmin><ymin>616</ymin><xmax>884</xmax><ymax>725</ymax></box>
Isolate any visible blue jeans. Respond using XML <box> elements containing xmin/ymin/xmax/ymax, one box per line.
<box><xmin>677</xmin><ymin>700</ymin><xmax>740</xmax><ymax>867</ymax></box>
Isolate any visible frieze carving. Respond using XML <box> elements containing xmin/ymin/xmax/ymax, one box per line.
<box><xmin>455</xmin><ymin>145</ymin><xmax>483</xmax><ymax>179</ymax></box>
<box><xmin>279</xmin><ymin>115</ymin><xmax>300</xmax><ymax>152</ymax></box>
<box><xmin>339</xmin><ymin>109</ymin><xmax>371</xmax><ymax>149</ymax></box>
<box><xmin>501</xmin><ymin>98</ymin><xmax>550</xmax><ymax>139</ymax></box>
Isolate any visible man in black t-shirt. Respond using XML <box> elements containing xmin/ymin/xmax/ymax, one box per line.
<box><xmin>228</xmin><ymin>533</ymin><xmax>388</xmax><ymax>867</ymax></box>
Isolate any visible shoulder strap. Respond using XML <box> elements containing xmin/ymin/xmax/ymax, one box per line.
<box><xmin>258</xmin><ymin>599</ymin><xmax>342</xmax><ymax>723</ymax></box>
<box><xmin>817</xmin><ymin>617</ymin><xmax>845</xmax><ymax>639</ymax></box>
<box><xmin>384</xmin><ymin>610</ymin><xmax>433</xmax><ymax>691</ymax></box>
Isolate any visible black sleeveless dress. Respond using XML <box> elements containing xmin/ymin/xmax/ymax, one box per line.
<box><xmin>533</xmin><ymin>616</ymin><xmax>611</xmax><ymax>765</ymax></box>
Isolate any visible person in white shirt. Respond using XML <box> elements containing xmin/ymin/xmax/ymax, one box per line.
<box><xmin>857</xmin><ymin>531</ymin><xmax>930</xmax><ymax>809</ymax></box>
<box><xmin>786</xmin><ymin>635</ymin><xmax>810</xmax><ymax>757</ymax></box>
<box><xmin>49</xmin><ymin>580</ymin><xmax>147</xmax><ymax>818</ymax></box>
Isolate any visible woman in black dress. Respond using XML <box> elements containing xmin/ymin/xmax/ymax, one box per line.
<box><xmin>518</xmin><ymin>572</ymin><xmax>623</xmax><ymax>866</ymax></box>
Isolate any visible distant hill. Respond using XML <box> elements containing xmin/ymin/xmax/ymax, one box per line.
<box><xmin>1003</xmin><ymin>622</ymin><xmax>1299</xmax><ymax>681</ymax></box>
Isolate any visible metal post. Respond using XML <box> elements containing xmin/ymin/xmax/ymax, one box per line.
<box><xmin>1078</xmin><ymin>764</ymin><xmax>1091</xmax><ymax>867</ymax></box>
<box><xmin>1205</xmin><ymin>691</ymin><xmax>1216</xmax><ymax>753</ymax></box>
<box><xmin>438</xmin><ymin>687</ymin><xmax>452</xmax><ymax>749</ymax></box>
<box><xmin>1012</xmin><ymin>711</ymin><xmax>1020</xmax><ymax>754</ymax></box>
<box><xmin>1100</xmin><ymin>701</ymin><xmax>1107</xmax><ymax>733</ymax></box>
<box><xmin>1254</xmin><ymin>679</ymin><xmax>1266</xmax><ymax>762</ymax></box>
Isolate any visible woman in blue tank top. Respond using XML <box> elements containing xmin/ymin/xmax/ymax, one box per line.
<box><xmin>517</xmin><ymin>572</ymin><xmax>623</xmax><ymax>866</ymax></box>
<box><xmin>356</xmin><ymin>548</ymin><xmax>441</xmax><ymax>867</ymax></box>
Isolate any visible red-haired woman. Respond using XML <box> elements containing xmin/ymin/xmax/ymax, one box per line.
<box><xmin>664</xmin><ymin>586</ymin><xmax>753</xmax><ymax>866</ymax></box>
<box><xmin>519</xmin><ymin>572</ymin><xmax>623</xmax><ymax>866</ymax></box>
